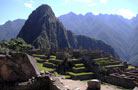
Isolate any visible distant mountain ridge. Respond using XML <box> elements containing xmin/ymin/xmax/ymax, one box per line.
<box><xmin>59</xmin><ymin>12</ymin><xmax>138</xmax><ymax>66</ymax></box>
<box><xmin>0</xmin><ymin>19</ymin><xmax>25</xmax><ymax>40</ymax></box>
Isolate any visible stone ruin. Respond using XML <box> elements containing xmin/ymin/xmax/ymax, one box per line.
<box><xmin>0</xmin><ymin>53</ymin><xmax>40</xmax><ymax>83</ymax></box>
<box><xmin>0</xmin><ymin>52</ymin><xmax>101</xmax><ymax>90</ymax></box>
<box><xmin>0</xmin><ymin>53</ymin><xmax>40</xmax><ymax>90</ymax></box>
<box><xmin>0</xmin><ymin>53</ymin><xmax>67</xmax><ymax>90</ymax></box>
<box><xmin>56</xmin><ymin>52</ymin><xmax>70</xmax><ymax>60</ymax></box>
<box><xmin>1</xmin><ymin>51</ymin><xmax>136</xmax><ymax>90</ymax></box>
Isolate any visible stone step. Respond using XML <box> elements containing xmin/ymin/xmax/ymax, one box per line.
<box><xmin>72</xmin><ymin>67</ymin><xmax>88</xmax><ymax>73</ymax></box>
<box><xmin>67</xmin><ymin>72</ymin><xmax>94</xmax><ymax>80</ymax></box>
<box><xmin>70</xmin><ymin>59</ymin><xmax>82</xmax><ymax>64</ymax></box>
<box><xmin>33</xmin><ymin>54</ymin><xmax>47</xmax><ymax>59</ymax></box>
<box><xmin>37</xmin><ymin>59</ymin><xmax>46</xmax><ymax>63</ymax></box>
<box><xmin>48</xmin><ymin>59</ymin><xmax>62</xmax><ymax>65</ymax></box>
<box><xmin>64</xmin><ymin>75</ymin><xmax>71</xmax><ymax>79</ymax></box>
<box><xmin>74</xmin><ymin>63</ymin><xmax>85</xmax><ymax>68</ymax></box>
<box><xmin>43</xmin><ymin>62</ymin><xmax>56</xmax><ymax>68</ymax></box>
<box><xmin>35</xmin><ymin>57</ymin><xmax>46</xmax><ymax>63</ymax></box>
<box><xmin>93</xmin><ymin>57</ymin><xmax>109</xmax><ymax>61</ymax></box>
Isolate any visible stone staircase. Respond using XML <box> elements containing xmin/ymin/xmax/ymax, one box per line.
<box><xmin>33</xmin><ymin>54</ymin><xmax>56</xmax><ymax>72</ymax></box>
<box><xmin>66</xmin><ymin>59</ymin><xmax>94</xmax><ymax>80</ymax></box>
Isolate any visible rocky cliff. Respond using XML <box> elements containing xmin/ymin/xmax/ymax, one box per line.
<box><xmin>0</xmin><ymin>53</ymin><xmax>40</xmax><ymax>83</ymax></box>
<box><xmin>18</xmin><ymin>5</ymin><xmax>70</xmax><ymax>49</ymax></box>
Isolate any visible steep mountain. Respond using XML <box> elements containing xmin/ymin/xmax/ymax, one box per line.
<box><xmin>66</xmin><ymin>30</ymin><xmax>78</xmax><ymax>48</ymax></box>
<box><xmin>0</xmin><ymin>19</ymin><xmax>25</xmax><ymax>40</ymax></box>
<box><xmin>128</xmin><ymin>15</ymin><xmax>138</xmax><ymax>66</ymax></box>
<box><xmin>17</xmin><ymin>4</ymin><xmax>116</xmax><ymax>57</ymax></box>
<box><xmin>76</xmin><ymin>35</ymin><xmax>115</xmax><ymax>56</ymax></box>
<box><xmin>128</xmin><ymin>31</ymin><xmax>138</xmax><ymax>66</ymax></box>
<box><xmin>18</xmin><ymin>5</ymin><xmax>70</xmax><ymax>49</ymax></box>
<box><xmin>59</xmin><ymin>12</ymin><xmax>135</xmax><ymax>63</ymax></box>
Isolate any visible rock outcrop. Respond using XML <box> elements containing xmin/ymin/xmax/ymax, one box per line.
<box><xmin>87</xmin><ymin>79</ymin><xmax>101</xmax><ymax>90</ymax></box>
<box><xmin>0</xmin><ymin>53</ymin><xmax>40</xmax><ymax>83</ymax></box>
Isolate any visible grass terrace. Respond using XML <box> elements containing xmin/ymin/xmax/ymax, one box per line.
<box><xmin>36</xmin><ymin>62</ymin><xmax>54</xmax><ymax>72</ymax></box>
<box><xmin>95</xmin><ymin>58</ymin><xmax>121</xmax><ymax>66</ymax></box>
<box><xmin>74</xmin><ymin>64</ymin><xmax>84</xmax><ymax>67</ymax></box>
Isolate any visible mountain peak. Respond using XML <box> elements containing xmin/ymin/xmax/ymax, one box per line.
<box><xmin>37</xmin><ymin>4</ymin><xmax>51</xmax><ymax>9</ymax></box>
<box><xmin>36</xmin><ymin>4</ymin><xmax>52</xmax><ymax>12</ymax></box>
<box><xmin>85</xmin><ymin>12</ymin><xmax>94</xmax><ymax>17</ymax></box>
<box><xmin>18</xmin><ymin>4</ymin><xmax>70</xmax><ymax>49</ymax></box>
<box><xmin>68</xmin><ymin>12</ymin><xmax>76</xmax><ymax>16</ymax></box>
<box><xmin>30</xmin><ymin>4</ymin><xmax>55</xmax><ymax>19</ymax></box>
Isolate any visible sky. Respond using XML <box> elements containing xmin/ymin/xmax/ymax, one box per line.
<box><xmin>0</xmin><ymin>0</ymin><xmax>138</xmax><ymax>24</ymax></box>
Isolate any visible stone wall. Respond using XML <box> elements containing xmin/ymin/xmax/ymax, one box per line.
<box><xmin>0</xmin><ymin>76</ymin><xmax>64</xmax><ymax>90</ymax></box>
<box><xmin>56</xmin><ymin>52</ymin><xmax>70</xmax><ymax>60</ymax></box>
<box><xmin>101</xmin><ymin>75</ymin><xmax>136</xmax><ymax>89</ymax></box>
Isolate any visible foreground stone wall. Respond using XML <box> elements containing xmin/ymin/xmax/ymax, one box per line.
<box><xmin>0</xmin><ymin>53</ymin><xmax>67</xmax><ymax>90</ymax></box>
<box><xmin>0</xmin><ymin>53</ymin><xmax>40</xmax><ymax>83</ymax></box>
<box><xmin>0</xmin><ymin>76</ymin><xmax>63</xmax><ymax>90</ymax></box>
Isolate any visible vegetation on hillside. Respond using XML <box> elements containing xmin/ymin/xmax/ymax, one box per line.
<box><xmin>0</xmin><ymin>38</ymin><xmax>32</xmax><ymax>53</ymax></box>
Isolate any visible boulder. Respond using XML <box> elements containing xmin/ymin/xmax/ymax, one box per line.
<box><xmin>0</xmin><ymin>53</ymin><xmax>40</xmax><ymax>83</ymax></box>
<box><xmin>133</xmin><ymin>87</ymin><xmax>138</xmax><ymax>90</ymax></box>
<box><xmin>87</xmin><ymin>79</ymin><xmax>101</xmax><ymax>90</ymax></box>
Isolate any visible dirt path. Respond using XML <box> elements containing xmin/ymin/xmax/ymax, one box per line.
<box><xmin>59</xmin><ymin>78</ymin><xmax>130</xmax><ymax>90</ymax></box>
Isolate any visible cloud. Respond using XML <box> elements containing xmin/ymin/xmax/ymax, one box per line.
<box><xmin>24</xmin><ymin>3</ymin><xmax>33</xmax><ymax>9</ymax></box>
<box><xmin>64</xmin><ymin>0</ymin><xmax>96</xmax><ymax>7</ymax></box>
<box><xmin>116</xmin><ymin>9</ymin><xmax>136</xmax><ymax>19</ymax></box>
<box><xmin>100</xmin><ymin>0</ymin><xmax>108</xmax><ymax>4</ymax></box>
<box><xmin>65</xmin><ymin>0</ymin><xmax>93</xmax><ymax>4</ymax></box>
<box><xmin>24</xmin><ymin>0</ymin><xmax>34</xmax><ymax>9</ymax></box>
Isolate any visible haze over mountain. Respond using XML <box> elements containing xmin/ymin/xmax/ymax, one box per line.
<box><xmin>0</xmin><ymin>19</ymin><xmax>25</xmax><ymax>40</ymax></box>
<box><xmin>17</xmin><ymin>4</ymin><xmax>116</xmax><ymax>57</ymax></box>
<box><xmin>59</xmin><ymin>12</ymin><xmax>138</xmax><ymax>66</ymax></box>
<box><xmin>128</xmin><ymin>15</ymin><xmax>138</xmax><ymax>66</ymax></box>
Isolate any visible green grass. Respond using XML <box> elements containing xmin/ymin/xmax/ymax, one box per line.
<box><xmin>94</xmin><ymin>57</ymin><xmax>109</xmax><ymax>61</ymax></box>
<box><xmin>74</xmin><ymin>64</ymin><xmax>84</xmax><ymax>67</ymax></box>
<box><xmin>67</xmin><ymin>72</ymin><xmax>93</xmax><ymax>76</ymax></box>
<box><xmin>127</xmin><ymin>65</ymin><xmax>136</xmax><ymax>70</ymax></box>
<box><xmin>32</xmin><ymin>54</ymin><xmax>46</xmax><ymax>57</ymax></box>
<box><xmin>50</xmin><ymin>55</ymin><xmax>56</xmax><ymax>59</ymax></box>
<box><xmin>49</xmin><ymin>59</ymin><xmax>62</xmax><ymax>65</ymax></box>
<box><xmin>36</xmin><ymin>62</ymin><xmax>54</xmax><ymax>72</ymax></box>
<box><xmin>43</xmin><ymin>62</ymin><xmax>55</xmax><ymax>66</ymax></box>
<box><xmin>96</xmin><ymin>59</ymin><xmax>120</xmax><ymax>66</ymax></box>
<box><xmin>34</xmin><ymin>57</ymin><xmax>42</xmax><ymax>61</ymax></box>
<box><xmin>96</xmin><ymin>60</ymin><xmax>111</xmax><ymax>66</ymax></box>
<box><xmin>34</xmin><ymin>57</ymin><xmax>46</xmax><ymax>63</ymax></box>
<box><xmin>64</xmin><ymin>75</ymin><xmax>71</xmax><ymax>79</ymax></box>
<box><xmin>53</xmin><ymin>72</ymin><xmax>60</xmax><ymax>76</ymax></box>
<box><xmin>53</xmin><ymin>72</ymin><xmax>71</xmax><ymax>77</ymax></box>
<box><xmin>73</xmin><ymin>67</ymin><xmax>86</xmax><ymax>70</ymax></box>
<box><xmin>105</xmin><ymin>64</ymin><xmax>124</xmax><ymax>68</ymax></box>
